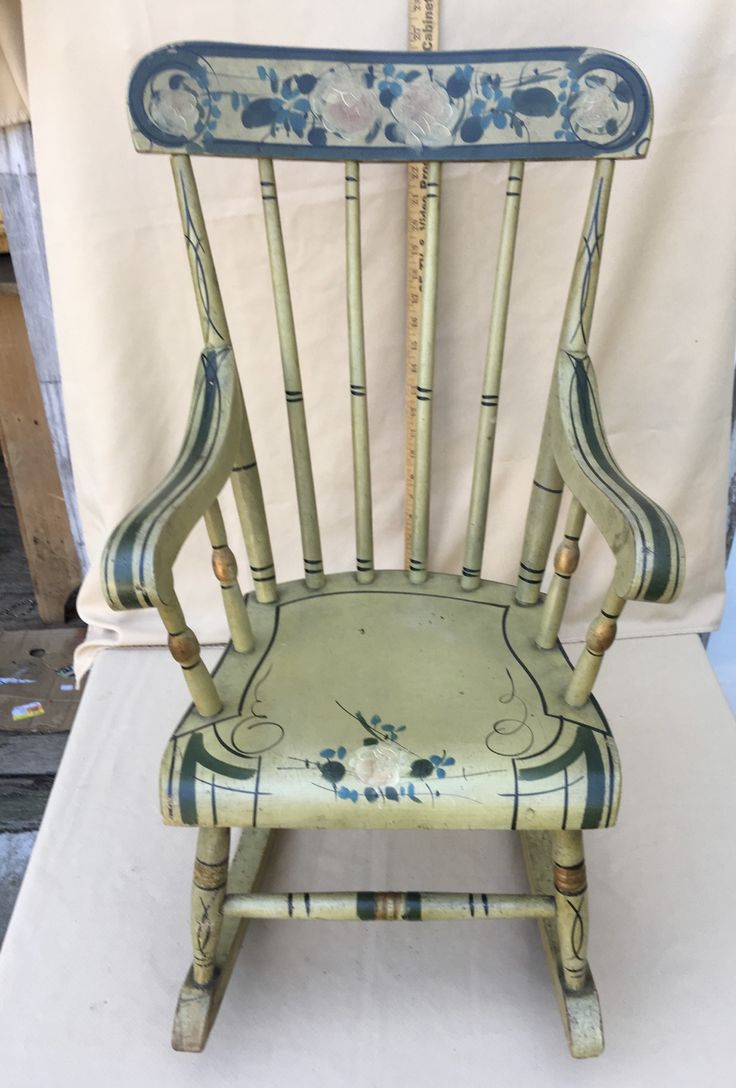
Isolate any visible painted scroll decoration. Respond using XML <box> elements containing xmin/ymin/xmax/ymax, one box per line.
<box><xmin>163</xmin><ymin>592</ymin><xmax>619</xmax><ymax>832</ymax></box>
<box><xmin>129</xmin><ymin>44</ymin><xmax>652</xmax><ymax>160</ymax></box>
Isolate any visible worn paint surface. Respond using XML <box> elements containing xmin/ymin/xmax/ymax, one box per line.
<box><xmin>129</xmin><ymin>43</ymin><xmax>652</xmax><ymax>161</ymax></box>
<box><xmin>101</xmin><ymin>38</ymin><xmax>686</xmax><ymax>1058</ymax></box>
<box><xmin>161</xmin><ymin>572</ymin><xmax>620</xmax><ymax>831</ymax></box>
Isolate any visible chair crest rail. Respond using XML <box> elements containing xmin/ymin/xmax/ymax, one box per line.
<box><xmin>128</xmin><ymin>43</ymin><xmax>652</xmax><ymax>162</ymax></box>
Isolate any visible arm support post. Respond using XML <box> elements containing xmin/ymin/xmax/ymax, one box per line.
<box><xmin>204</xmin><ymin>501</ymin><xmax>254</xmax><ymax>653</ymax></box>
<box><xmin>158</xmin><ymin>595</ymin><xmax>222</xmax><ymax>718</ymax></box>
<box><xmin>565</xmin><ymin>582</ymin><xmax>625</xmax><ymax>708</ymax></box>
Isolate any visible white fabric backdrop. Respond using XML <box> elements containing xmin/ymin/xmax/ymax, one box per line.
<box><xmin>21</xmin><ymin>1</ymin><xmax>736</xmax><ymax>675</ymax></box>
<box><xmin>2</xmin><ymin>635</ymin><xmax>736</xmax><ymax>1084</ymax></box>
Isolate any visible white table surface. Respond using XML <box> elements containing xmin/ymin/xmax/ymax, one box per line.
<box><xmin>1</xmin><ymin>634</ymin><xmax>734</xmax><ymax>1086</ymax></box>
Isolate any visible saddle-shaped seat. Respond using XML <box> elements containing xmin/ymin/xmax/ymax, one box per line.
<box><xmin>102</xmin><ymin>41</ymin><xmax>683</xmax><ymax>1058</ymax></box>
<box><xmin>164</xmin><ymin>572</ymin><xmax>619</xmax><ymax>831</ymax></box>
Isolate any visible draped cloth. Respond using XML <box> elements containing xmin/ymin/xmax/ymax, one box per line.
<box><xmin>0</xmin><ymin>0</ymin><xmax>28</xmax><ymax>127</ymax></box>
<box><xmin>18</xmin><ymin>0</ymin><xmax>736</xmax><ymax>678</ymax></box>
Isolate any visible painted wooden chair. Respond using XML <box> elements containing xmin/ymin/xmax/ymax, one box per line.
<box><xmin>102</xmin><ymin>42</ymin><xmax>684</xmax><ymax>1057</ymax></box>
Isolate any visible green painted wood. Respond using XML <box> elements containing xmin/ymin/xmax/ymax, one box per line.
<box><xmin>518</xmin><ymin>159</ymin><xmax>682</xmax><ymax>611</ymax></box>
<box><xmin>158</xmin><ymin>595</ymin><xmax>221</xmax><ymax>717</ymax></box>
<box><xmin>259</xmin><ymin>159</ymin><xmax>325</xmax><ymax>590</ymax></box>
<box><xmin>521</xmin><ymin>830</ymin><xmax>604</xmax><ymax>1058</ymax></box>
<box><xmin>204</xmin><ymin>500</ymin><xmax>254</xmax><ymax>653</ymax></box>
<box><xmin>160</xmin><ymin>571</ymin><xmax>620</xmax><ymax>831</ymax></box>
<box><xmin>101</xmin><ymin>42</ymin><xmax>689</xmax><ymax>1056</ymax></box>
<box><xmin>462</xmin><ymin>161</ymin><xmax>524</xmax><ymax>591</ymax></box>
<box><xmin>222</xmin><ymin>891</ymin><xmax>556</xmax><ymax>921</ymax></box>
<box><xmin>536</xmin><ymin>498</ymin><xmax>586</xmax><ymax>649</ymax></box>
<box><xmin>172</xmin><ymin>828</ymin><xmax>273</xmax><ymax>1051</ymax></box>
<box><xmin>101</xmin><ymin>157</ymin><xmax>276</xmax><ymax>617</ymax></box>
<box><xmin>230</xmin><ymin>448</ymin><xmax>277</xmax><ymax>605</ymax></box>
<box><xmin>515</xmin><ymin>160</ymin><xmax>614</xmax><ymax>607</ymax></box>
<box><xmin>171</xmin><ymin>156</ymin><xmax>277</xmax><ymax>605</ymax></box>
<box><xmin>560</xmin><ymin>158</ymin><xmax>614</xmax><ymax>356</ymax></box>
<box><xmin>100</xmin><ymin>343</ymin><xmax>243</xmax><ymax>614</ymax></box>
<box><xmin>409</xmin><ymin>160</ymin><xmax>440</xmax><ymax>584</ymax></box>
<box><xmin>550</xmin><ymin>350</ymin><xmax>684</xmax><ymax>603</ymax></box>
<box><xmin>345</xmin><ymin>162</ymin><xmax>374</xmax><ymax>584</ymax></box>
<box><xmin>171</xmin><ymin>155</ymin><xmax>228</xmax><ymax>349</ymax></box>
<box><xmin>551</xmin><ymin>829</ymin><xmax>588</xmax><ymax>992</ymax></box>
<box><xmin>190</xmin><ymin>826</ymin><xmax>230</xmax><ymax>986</ymax></box>
<box><xmin>566</xmin><ymin>582</ymin><xmax>625</xmax><ymax>707</ymax></box>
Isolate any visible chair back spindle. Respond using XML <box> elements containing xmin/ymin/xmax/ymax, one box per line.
<box><xmin>515</xmin><ymin>159</ymin><xmax>614</xmax><ymax>607</ymax></box>
<box><xmin>258</xmin><ymin>159</ymin><xmax>325</xmax><ymax>590</ymax></box>
<box><xmin>535</xmin><ymin>497</ymin><xmax>586</xmax><ymax>649</ymax></box>
<box><xmin>203</xmin><ymin>500</ymin><xmax>254</xmax><ymax>653</ymax></box>
<box><xmin>117</xmin><ymin>44</ymin><xmax>672</xmax><ymax>675</ymax></box>
<box><xmin>409</xmin><ymin>160</ymin><xmax>441</xmax><ymax>584</ymax></box>
<box><xmin>559</xmin><ymin>159</ymin><xmax>614</xmax><ymax>356</ymax></box>
<box><xmin>462</xmin><ymin>161</ymin><xmax>524</xmax><ymax>590</ymax></box>
<box><xmin>230</xmin><ymin>448</ymin><xmax>278</xmax><ymax>604</ymax></box>
<box><xmin>344</xmin><ymin>162</ymin><xmax>374</xmax><ymax>584</ymax></box>
<box><xmin>171</xmin><ymin>155</ymin><xmax>228</xmax><ymax>348</ymax></box>
<box><xmin>172</xmin><ymin>156</ymin><xmax>276</xmax><ymax>605</ymax></box>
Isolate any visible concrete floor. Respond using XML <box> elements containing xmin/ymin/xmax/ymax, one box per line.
<box><xmin>0</xmin><ymin>632</ymin><xmax>80</xmax><ymax>945</ymax></box>
<box><xmin>0</xmin><ymin>456</ymin><xmax>83</xmax><ymax>944</ymax></box>
<box><xmin>0</xmin><ymin>831</ymin><xmax>36</xmax><ymax>939</ymax></box>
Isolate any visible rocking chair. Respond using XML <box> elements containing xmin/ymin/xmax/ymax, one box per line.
<box><xmin>102</xmin><ymin>42</ymin><xmax>684</xmax><ymax>1057</ymax></box>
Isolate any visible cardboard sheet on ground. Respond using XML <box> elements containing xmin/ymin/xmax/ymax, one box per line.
<box><xmin>19</xmin><ymin>1</ymin><xmax>736</xmax><ymax>680</ymax></box>
<box><xmin>1</xmin><ymin>635</ymin><xmax>735</xmax><ymax>1085</ymax></box>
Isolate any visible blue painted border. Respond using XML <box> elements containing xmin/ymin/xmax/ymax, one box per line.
<box><xmin>128</xmin><ymin>42</ymin><xmax>652</xmax><ymax>162</ymax></box>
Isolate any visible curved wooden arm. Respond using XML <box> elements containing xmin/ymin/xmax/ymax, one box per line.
<box><xmin>101</xmin><ymin>345</ymin><xmax>242</xmax><ymax>611</ymax></box>
<box><xmin>550</xmin><ymin>350</ymin><xmax>684</xmax><ymax>603</ymax></box>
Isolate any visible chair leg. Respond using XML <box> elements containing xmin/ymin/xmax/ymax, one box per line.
<box><xmin>552</xmin><ymin>830</ymin><xmax>588</xmax><ymax>992</ymax></box>
<box><xmin>520</xmin><ymin>830</ymin><xmax>604</xmax><ymax>1059</ymax></box>
<box><xmin>172</xmin><ymin>828</ymin><xmax>273</xmax><ymax>1052</ymax></box>
<box><xmin>191</xmin><ymin>827</ymin><xmax>230</xmax><ymax>986</ymax></box>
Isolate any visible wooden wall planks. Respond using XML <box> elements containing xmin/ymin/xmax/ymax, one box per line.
<box><xmin>0</xmin><ymin>284</ymin><xmax>80</xmax><ymax>623</ymax></box>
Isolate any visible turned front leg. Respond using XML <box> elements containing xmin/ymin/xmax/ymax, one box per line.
<box><xmin>191</xmin><ymin>827</ymin><xmax>230</xmax><ymax>987</ymax></box>
<box><xmin>552</xmin><ymin>830</ymin><xmax>588</xmax><ymax>992</ymax></box>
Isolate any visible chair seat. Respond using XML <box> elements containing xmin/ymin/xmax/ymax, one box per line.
<box><xmin>161</xmin><ymin>571</ymin><xmax>620</xmax><ymax>831</ymax></box>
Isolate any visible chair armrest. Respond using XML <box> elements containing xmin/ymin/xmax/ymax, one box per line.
<box><xmin>101</xmin><ymin>345</ymin><xmax>242</xmax><ymax>611</ymax></box>
<box><xmin>549</xmin><ymin>350</ymin><xmax>685</xmax><ymax>603</ymax></box>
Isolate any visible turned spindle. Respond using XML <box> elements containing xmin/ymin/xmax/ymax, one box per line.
<box><xmin>204</xmin><ymin>502</ymin><xmax>254</xmax><ymax>653</ymax></box>
<box><xmin>158</xmin><ymin>596</ymin><xmax>222</xmax><ymax>717</ymax></box>
<box><xmin>565</xmin><ymin>583</ymin><xmax>625</xmax><ymax>707</ymax></box>
<box><xmin>536</xmin><ymin>499</ymin><xmax>586</xmax><ymax>649</ymax></box>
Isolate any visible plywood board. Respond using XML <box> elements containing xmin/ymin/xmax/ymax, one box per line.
<box><xmin>0</xmin><ymin>628</ymin><xmax>83</xmax><ymax>733</ymax></box>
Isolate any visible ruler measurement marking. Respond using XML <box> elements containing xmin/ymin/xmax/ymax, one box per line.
<box><xmin>403</xmin><ymin>0</ymin><xmax>439</xmax><ymax>564</ymax></box>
